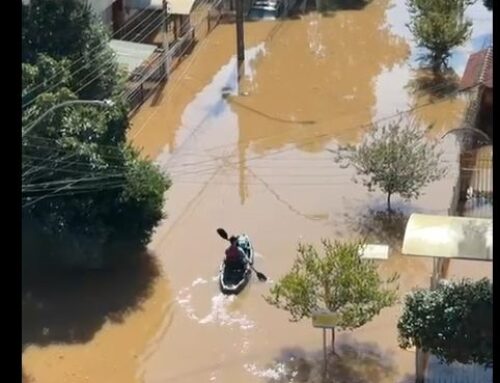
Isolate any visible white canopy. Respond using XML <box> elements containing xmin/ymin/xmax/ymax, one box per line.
<box><xmin>402</xmin><ymin>214</ymin><xmax>492</xmax><ymax>261</ymax></box>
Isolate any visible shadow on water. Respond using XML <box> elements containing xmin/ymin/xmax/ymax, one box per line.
<box><xmin>341</xmin><ymin>204</ymin><xmax>411</xmax><ymax>249</ymax></box>
<box><xmin>266</xmin><ymin>337</ymin><xmax>397</xmax><ymax>383</ymax></box>
<box><xmin>22</xmin><ymin>246</ymin><xmax>161</xmax><ymax>349</ymax></box>
<box><xmin>150</xmin><ymin>75</ymin><xmax>169</xmax><ymax>107</ymax></box>
<box><xmin>405</xmin><ymin>69</ymin><xmax>460</xmax><ymax>103</ymax></box>
<box><xmin>318</xmin><ymin>0</ymin><xmax>372</xmax><ymax>15</ymax></box>
<box><xmin>22</xmin><ymin>369</ymin><xmax>34</xmax><ymax>383</ymax></box>
<box><xmin>301</xmin><ymin>0</ymin><xmax>371</xmax><ymax>15</ymax></box>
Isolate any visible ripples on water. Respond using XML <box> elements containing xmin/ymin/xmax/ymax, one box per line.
<box><xmin>176</xmin><ymin>279</ymin><xmax>256</xmax><ymax>330</ymax></box>
<box><xmin>244</xmin><ymin>362</ymin><xmax>290</xmax><ymax>381</ymax></box>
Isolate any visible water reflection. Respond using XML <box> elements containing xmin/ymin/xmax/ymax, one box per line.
<box><xmin>375</xmin><ymin>0</ymin><xmax>491</xmax><ymax>130</ymax></box>
<box><xmin>236</xmin><ymin>2</ymin><xmax>409</xmax><ymax>154</ymax></box>
<box><xmin>384</xmin><ymin>0</ymin><xmax>492</xmax><ymax>75</ymax></box>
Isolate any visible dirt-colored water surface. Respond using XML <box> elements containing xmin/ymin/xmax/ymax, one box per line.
<box><xmin>22</xmin><ymin>254</ymin><xmax>171</xmax><ymax>383</ymax></box>
<box><xmin>23</xmin><ymin>0</ymin><xmax>492</xmax><ymax>382</ymax></box>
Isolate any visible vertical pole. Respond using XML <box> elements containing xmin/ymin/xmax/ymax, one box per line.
<box><xmin>416</xmin><ymin>256</ymin><xmax>445</xmax><ymax>383</ymax></box>
<box><xmin>323</xmin><ymin>329</ymin><xmax>327</xmax><ymax>381</ymax></box>
<box><xmin>235</xmin><ymin>0</ymin><xmax>245</xmax><ymax>84</ymax></box>
<box><xmin>162</xmin><ymin>0</ymin><xmax>170</xmax><ymax>78</ymax></box>
<box><xmin>173</xmin><ymin>17</ymin><xmax>178</xmax><ymax>40</ymax></box>
<box><xmin>415</xmin><ymin>347</ymin><xmax>429</xmax><ymax>383</ymax></box>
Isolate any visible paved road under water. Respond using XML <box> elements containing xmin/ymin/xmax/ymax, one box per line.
<box><xmin>22</xmin><ymin>0</ymin><xmax>492</xmax><ymax>382</ymax></box>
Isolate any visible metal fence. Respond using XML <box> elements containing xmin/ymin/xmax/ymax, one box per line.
<box><xmin>425</xmin><ymin>360</ymin><xmax>493</xmax><ymax>383</ymax></box>
<box><xmin>125</xmin><ymin>50</ymin><xmax>167</xmax><ymax>114</ymax></box>
<box><xmin>426</xmin><ymin>376</ymin><xmax>492</xmax><ymax>383</ymax></box>
<box><xmin>124</xmin><ymin>0</ymin><xmax>224</xmax><ymax>115</ymax></box>
<box><xmin>459</xmin><ymin>148</ymin><xmax>493</xmax><ymax>199</ymax></box>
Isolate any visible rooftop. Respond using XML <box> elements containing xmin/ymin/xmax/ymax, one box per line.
<box><xmin>459</xmin><ymin>47</ymin><xmax>493</xmax><ymax>91</ymax></box>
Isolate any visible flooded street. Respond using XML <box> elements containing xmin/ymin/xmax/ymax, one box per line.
<box><xmin>131</xmin><ymin>0</ymin><xmax>491</xmax><ymax>382</ymax></box>
<box><xmin>23</xmin><ymin>0</ymin><xmax>492</xmax><ymax>382</ymax></box>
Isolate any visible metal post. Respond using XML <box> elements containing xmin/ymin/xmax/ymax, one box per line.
<box><xmin>323</xmin><ymin>328</ymin><xmax>327</xmax><ymax>380</ymax></box>
<box><xmin>173</xmin><ymin>17</ymin><xmax>178</xmax><ymax>40</ymax></box>
<box><xmin>162</xmin><ymin>0</ymin><xmax>170</xmax><ymax>78</ymax></box>
<box><xmin>235</xmin><ymin>0</ymin><xmax>245</xmax><ymax>83</ymax></box>
<box><xmin>415</xmin><ymin>348</ymin><xmax>426</xmax><ymax>383</ymax></box>
<box><xmin>417</xmin><ymin>256</ymin><xmax>444</xmax><ymax>383</ymax></box>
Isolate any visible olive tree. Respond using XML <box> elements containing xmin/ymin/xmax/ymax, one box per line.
<box><xmin>406</xmin><ymin>0</ymin><xmax>476</xmax><ymax>72</ymax></box>
<box><xmin>265</xmin><ymin>240</ymin><xmax>399</xmax><ymax>353</ymax></box>
<box><xmin>398</xmin><ymin>278</ymin><xmax>492</xmax><ymax>366</ymax></box>
<box><xmin>334</xmin><ymin>118</ymin><xmax>446</xmax><ymax>212</ymax></box>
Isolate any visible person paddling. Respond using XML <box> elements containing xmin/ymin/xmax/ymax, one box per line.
<box><xmin>225</xmin><ymin>235</ymin><xmax>248</xmax><ymax>269</ymax></box>
<box><xmin>217</xmin><ymin>228</ymin><xmax>267</xmax><ymax>282</ymax></box>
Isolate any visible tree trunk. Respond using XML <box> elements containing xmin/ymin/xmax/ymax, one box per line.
<box><xmin>432</xmin><ymin>61</ymin><xmax>440</xmax><ymax>76</ymax></box>
<box><xmin>387</xmin><ymin>192</ymin><xmax>392</xmax><ymax>212</ymax></box>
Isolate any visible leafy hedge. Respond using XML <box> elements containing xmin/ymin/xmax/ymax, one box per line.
<box><xmin>398</xmin><ymin>278</ymin><xmax>492</xmax><ymax>367</ymax></box>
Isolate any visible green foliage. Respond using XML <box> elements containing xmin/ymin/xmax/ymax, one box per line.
<box><xmin>22</xmin><ymin>0</ymin><xmax>119</xmax><ymax>100</ymax></box>
<box><xmin>22</xmin><ymin>101</ymin><xmax>169</xmax><ymax>268</ymax></box>
<box><xmin>22</xmin><ymin>54</ymin><xmax>72</xmax><ymax>101</ymax></box>
<box><xmin>22</xmin><ymin>0</ymin><xmax>170</xmax><ymax>269</ymax></box>
<box><xmin>115</xmin><ymin>150</ymin><xmax>172</xmax><ymax>243</ymax></box>
<box><xmin>398</xmin><ymin>278</ymin><xmax>492</xmax><ymax>366</ymax></box>
<box><xmin>335</xmin><ymin>118</ymin><xmax>446</xmax><ymax>211</ymax></box>
<box><xmin>265</xmin><ymin>240</ymin><xmax>399</xmax><ymax>330</ymax></box>
<box><xmin>406</xmin><ymin>0</ymin><xmax>475</xmax><ymax>71</ymax></box>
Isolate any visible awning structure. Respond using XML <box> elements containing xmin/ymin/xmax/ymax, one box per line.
<box><xmin>402</xmin><ymin>214</ymin><xmax>492</xmax><ymax>261</ymax></box>
<box><xmin>109</xmin><ymin>39</ymin><xmax>157</xmax><ymax>74</ymax></box>
<box><xmin>126</xmin><ymin>0</ymin><xmax>197</xmax><ymax>15</ymax></box>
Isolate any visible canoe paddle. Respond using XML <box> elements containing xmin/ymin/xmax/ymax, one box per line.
<box><xmin>216</xmin><ymin>228</ymin><xmax>268</xmax><ymax>282</ymax></box>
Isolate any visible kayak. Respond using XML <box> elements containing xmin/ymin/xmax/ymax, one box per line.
<box><xmin>219</xmin><ymin>234</ymin><xmax>255</xmax><ymax>295</ymax></box>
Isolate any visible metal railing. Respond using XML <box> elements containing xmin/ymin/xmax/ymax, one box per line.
<box><xmin>123</xmin><ymin>0</ymin><xmax>224</xmax><ymax>115</ymax></box>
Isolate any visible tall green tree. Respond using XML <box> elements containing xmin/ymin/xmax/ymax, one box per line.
<box><xmin>398</xmin><ymin>278</ymin><xmax>492</xmax><ymax>367</ymax></box>
<box><xmin>334</xmin><ymin>118</ymin><xmax>446</xmax><ymax>212</ymax></box>
<box><xmin>22</xmin><ymin>0</ymin><xmax>119</xmax><ymax>101</ymax></box>
<box><xmin>265</xmin><ymin>240</ymin><xmax>399</xmax><ymax>352</ymax></box>
<box><xmin>22</xmin><ymin>0</ymin><xmax>170</xmax><ymax>269</ymax></box>
<box><xmin>406</xmin><ymin>0</ymin><xmax>475</xmax><ymax>72</ymax></box>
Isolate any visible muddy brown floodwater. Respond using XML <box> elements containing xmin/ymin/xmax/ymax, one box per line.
<box><xmin>23</xmin><ymin>0</ymin><xmax>491</xmax><ymax>382</ymax></box>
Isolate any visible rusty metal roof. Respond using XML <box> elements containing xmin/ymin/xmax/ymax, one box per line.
<box><xmin>459</xmin><ymin>47</ymin><xmax>493</xmax><ymax>90</ymax></box>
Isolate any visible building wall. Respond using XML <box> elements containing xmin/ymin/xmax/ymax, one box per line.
<box><xmin>86</xmin><ymin>0</ymin><xmax>115</xmax><ymax>26</ymax></box>
<box><xmin>478</xmin><ymin>88</ymin><xmax>493</xmax><ymax>139</ymax></box>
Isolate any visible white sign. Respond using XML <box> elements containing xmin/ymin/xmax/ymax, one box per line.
<box><xmin>312</xmin><ymin>311</ymin><xmax>340</xmax><ymax>329</ymax></box>
<box><xmin>359</xmin><ymin>244</ymin><xmax>389</xmax><ymax>260</ymax></box>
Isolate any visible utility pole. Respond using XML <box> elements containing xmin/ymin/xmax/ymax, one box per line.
<box><xmin>162</xmin><ymin>0</ymin><xmax>170</xmax><ymax>79</ymax></box>
<box><xmin>235</xmin><ymin>0</ymin><xmax>245</xmax><ymax>84</ymax></box>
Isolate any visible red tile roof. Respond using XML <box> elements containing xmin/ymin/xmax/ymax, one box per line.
<box><xmin>459</xmin><ymin>47</ymin><xmax>493</xmax><ymax>90</ymax></box>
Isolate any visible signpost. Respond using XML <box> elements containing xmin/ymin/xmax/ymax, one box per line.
<box><xmin>310</xmin><ymin>244</ymin><xmax>389</xmax><ymax>382</ymax></box>
<box><xmin>312</xmin><ymin>311</ymin><xmax>340</xmax><ymax>381</ymax></box>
